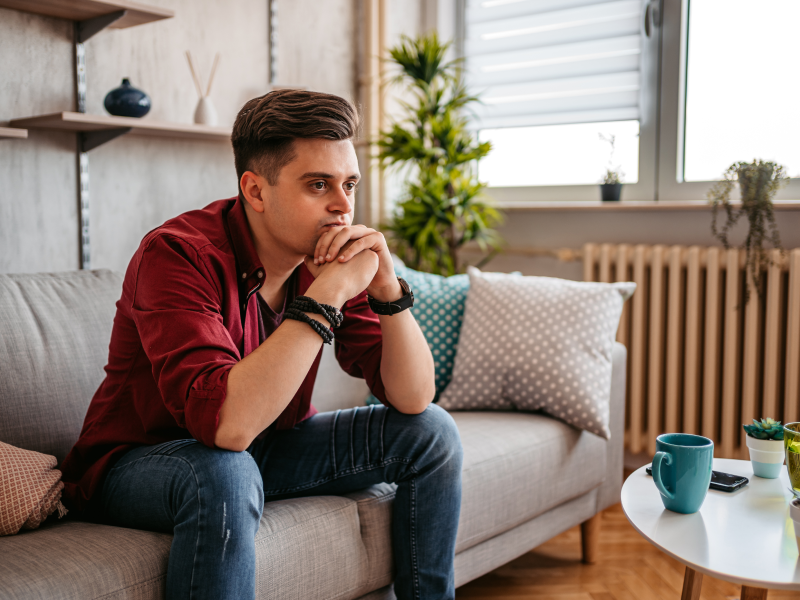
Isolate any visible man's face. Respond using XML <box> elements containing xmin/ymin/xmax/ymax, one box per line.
<box><xmin>260</xmin><ymin>138</ymin><xmax>359</xmax><ymax>258</ymax></box>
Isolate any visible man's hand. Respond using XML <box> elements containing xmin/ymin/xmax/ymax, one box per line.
<box><xmin>312</xmin><ymin>225</ymin><xmax>401</xmax><ymax>302</ymax></box>
<box><xmin>303</xmin><ymin>240</ymin><xmax>379</xmax><ymax>308</ymax></box>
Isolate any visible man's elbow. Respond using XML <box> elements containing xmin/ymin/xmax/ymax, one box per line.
<box><xmin>214</xmin><ymin>422</ymin><xmax>251</xmax><ymax>453</ymax></box>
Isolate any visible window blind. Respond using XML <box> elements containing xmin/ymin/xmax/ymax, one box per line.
<box><xmin>465</xmin><ymin>0</ymin><xmax>644</xmax><ymax>129</ymax></box>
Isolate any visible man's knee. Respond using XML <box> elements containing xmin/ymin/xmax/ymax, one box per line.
<box><xmin>181</xmin><ymin>447</ymin><xmax>265</xmax><ymax>524</ymax></box>
<box><xmin>406</xmin><ymin>404</ymin><xmax>463</xmax><ymax>467</ymax></box>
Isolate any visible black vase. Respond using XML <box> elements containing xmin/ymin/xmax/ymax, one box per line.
<box><xmin>104</xmin><ymin>78</ymin><xmax>151</xmax><ymax>118</ymax></box>
<box><xmin>600</xmin><ymin>183</ymin><xmax>622</xmax><ymax>202</ymax></box>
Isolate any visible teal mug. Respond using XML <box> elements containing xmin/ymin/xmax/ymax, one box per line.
<box><xmin>652</xmin><ymin>433</ymin><xmax>714</xmax><ymax>514</ymax></box>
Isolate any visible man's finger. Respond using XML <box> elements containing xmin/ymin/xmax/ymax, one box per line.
<box><xmin>338</xmin><ymin>234</ymin><xmax>380</xmax><ymax>262</ymax></box>
<box><xmin>318</xmin><ymin>226</ymin><xmax>376</xmax><ymax>263</ymax></box>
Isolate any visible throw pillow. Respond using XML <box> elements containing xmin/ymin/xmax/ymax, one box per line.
<box><xmin>366</xmin><ymin>263</ymin><xmax>471</xmax><ymax>405</ymax></box>
<box><xmin>438</xmin><ymin>267</ymin><xmax>635</xmax><ymax>439</ymax></box>
<box><xmin>0</xmin><ymin>442</ymin><xmax>68</xmax><ymax>536</ymax></box>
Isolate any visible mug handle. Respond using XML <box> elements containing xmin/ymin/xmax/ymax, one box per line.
<box><xmin>652</xmin><ymin>451</ymin><xmax>675</xmax><ymax>500</ymax></box>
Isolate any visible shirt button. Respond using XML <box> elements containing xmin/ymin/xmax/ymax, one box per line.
<box><xmin>241</xmin><ymin>273</ymin><xmax>247</xmax><ymax>279</ymax></box>
<box><xmin>257</xmin><ymin>270</ymin><xmax>263</xmax><ymax>278</ymax></box>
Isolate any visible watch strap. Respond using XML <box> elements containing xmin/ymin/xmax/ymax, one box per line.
<box><xmin>367</xmin><ymin>277</ymin><xmax>414</xmax><ymax>315</ymax></box>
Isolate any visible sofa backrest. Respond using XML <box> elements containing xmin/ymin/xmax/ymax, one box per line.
<box><xmin>0</xmin><ymin>270</ymin><xmax>122</xmax><ymax>464</ymax></box>
<box><xmin>0</xmin><ymin>270</ymin><xmax>371</xmax><ymax>465</ymax></box>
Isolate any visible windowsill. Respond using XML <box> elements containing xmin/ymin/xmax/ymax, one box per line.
<box><xmin>494</xmin><ymin>200</ymin><xmax>800</xmax><ymax>211</ymax></box>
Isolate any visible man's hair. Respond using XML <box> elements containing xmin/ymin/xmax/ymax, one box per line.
<box><xmin>231</xmin><ymin>89</ymin><xmax>360</xmax><ymax>186</ymax></box>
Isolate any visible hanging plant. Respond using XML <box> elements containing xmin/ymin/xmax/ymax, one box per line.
<box><xmin>376</xmin><ymin>33</ymin><xmax>502</xmax><ymax>276</ymax></box>
<box><xmin>708</xmin><ymin>159</ymin><xmax>789</xmax><ymax>302</ymax></box>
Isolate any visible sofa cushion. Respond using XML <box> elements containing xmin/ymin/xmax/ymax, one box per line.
<box><xmin>337</xmin><ymin>412</ymin><xmax>607</xmax><ymax>558</ymax></box>
<box><xmin>0</xmin><ymin>491</ymin><xmax>393</xmax><ymax>600</ymax></box>
<box><xmin>452</xmin><ymin>411</ymin><xmax>606</xmax><ymax>553</ymax></box>
<box><xmin>0</xmin><ymin>270</ymin><xmax>122</xmax><ymax>463</ymax></box>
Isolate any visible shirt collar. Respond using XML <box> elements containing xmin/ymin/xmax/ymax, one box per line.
<box><xmin>226</xmin><ymin>196</ymin><xmax>266</xmax><ymax>293</ymax></box>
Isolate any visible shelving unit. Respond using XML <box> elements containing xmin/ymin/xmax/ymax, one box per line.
<box><xmin>2</xmin><ymin>0</ymin><xmax>230</xmax><ymax>269</ymax></box>
<box><xmin>0</xmin><ymin>126</ymin><xmax>27</xmax><ymax>139</ymax></box>
<box><xmin>11</xmin><ymin>112</ymin><xmax>229</xmax><ymax>151</ymax></box>
<box><xmin>0</xmin><ymin>0</ymin><xmax>173</xmax><ymax>30</ymax></box>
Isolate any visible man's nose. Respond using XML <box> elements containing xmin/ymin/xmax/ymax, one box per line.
<box><xmin>329</xmin><ymin>187</ymin><xmax>352</xmax><ymax>214</ymax></box>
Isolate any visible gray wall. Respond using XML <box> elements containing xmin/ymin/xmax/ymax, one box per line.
<box><xmin>0</xmin><ymin>0</ymin><xmax>359</xmax><ymax>275</ymax></box>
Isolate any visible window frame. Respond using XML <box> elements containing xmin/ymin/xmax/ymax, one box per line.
<box><xmin>656</xmin><ymin>0</ymin><xmax>800</xmax><ymax>201</ymax></box>
<box><xmin>459</xmin><ymin>0</ymin><xmax>800</xmax><ymax>204</ymax></box>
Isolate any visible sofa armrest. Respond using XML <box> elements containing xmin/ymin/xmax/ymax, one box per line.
<box><xmin>596</xmin><ymin>342</ymin><xmax>627</xmax><ymax>512</ymax></box>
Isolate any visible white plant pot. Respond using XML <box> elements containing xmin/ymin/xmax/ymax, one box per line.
<box><xmin>745</xmin><ymin>435</ymin><xmax>784</xmax><ymax>479</ymax></box>
<box><xmin>194</xmin><ymin>96</ymin><xmax>218</xmax><ymax>126</ymax></box>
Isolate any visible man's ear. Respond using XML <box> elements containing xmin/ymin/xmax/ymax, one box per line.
<box><xmin>240</xmin><ymin>171</ymin><xmax>268</xmax><ymax>213</ymax></box>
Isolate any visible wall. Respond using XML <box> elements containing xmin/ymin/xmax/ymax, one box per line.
<box><xmin>0</xmin><ymin>0</ymin><xmax>361</xmax><ymax>275</ymax></box>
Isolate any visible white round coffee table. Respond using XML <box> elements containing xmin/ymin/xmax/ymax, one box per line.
<box><xmin>622</xmin><ymin>458</ymin><xmax>800</xmax><ymax>600</ymax></box>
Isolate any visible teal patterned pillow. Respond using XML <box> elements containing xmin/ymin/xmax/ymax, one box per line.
<box><xmin>366</xmin><ymin>264</ymin><xmax>470</xmax><ymax>404</ymax></box>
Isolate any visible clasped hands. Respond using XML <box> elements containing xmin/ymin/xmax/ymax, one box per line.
<box><xmin>303</xmin><ymin>225</ymin><xmax>402</xmax><ymax>308</ymax></box>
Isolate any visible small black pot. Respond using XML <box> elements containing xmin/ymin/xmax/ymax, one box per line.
<box><xmin>104</xmin><ymin>78</ymin><xmax>151</xmax><ymax>118</ymax></box>
<box><xmin>600</xmin><ymin>183</ymin><xmax>622</xmax><ymax>202</ymax></box>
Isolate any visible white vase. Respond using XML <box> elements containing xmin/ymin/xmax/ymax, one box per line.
<box><xmin>194</xmin><ymin>96</ymin><xmax>218</xmax><ymax>126</ymax></box>
<box><xmin>745</xmin><ymin>435</ymin><xmax>784</xmax><ymax>478</ymax></box>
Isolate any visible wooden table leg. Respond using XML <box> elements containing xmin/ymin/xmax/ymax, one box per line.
<box><xmin>741</xmin><ymin>586</ymin><xmax>768</xmax><ymax>600</ymax></box>
<box><xmin>681</xmin><ymin>566</ymin><xmax>703</xmax><ymax>600</ymax></box>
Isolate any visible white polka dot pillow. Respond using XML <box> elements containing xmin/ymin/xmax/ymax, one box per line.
<box><xmin>438</xmin><ymin>267</ymin><xmax>635</xmax><ymax>439</ymax></box>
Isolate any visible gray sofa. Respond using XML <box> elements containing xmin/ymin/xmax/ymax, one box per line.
<box><xmin>0</xmin><ymin>270</ymin><xmax>626</xmax><ymax>600</ymax></box>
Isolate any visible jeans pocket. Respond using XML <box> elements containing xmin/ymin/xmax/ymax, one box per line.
<box><xmin>143</xmin><ymin>438</ymin><xmax>199</xmax><ymax>457</ymax></box>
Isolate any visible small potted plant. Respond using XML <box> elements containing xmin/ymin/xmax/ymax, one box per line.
<box><xmin>599</xmin><ymin>133</ymin><xmax>623</xmax><ymax>202</ymax></box>
<box><xmin>744</xmin><ymin>418</ymin><xmax>785</xmax><ymax>478</ymax></box>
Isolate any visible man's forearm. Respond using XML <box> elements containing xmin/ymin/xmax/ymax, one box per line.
<box><xmin>216</xmin><ymin>315</ymin><xmax>328</xmax><ymax>451</ymax></box>
<box><xmin>378</xmin><ymin>309</ymin><xmax>436</xmax><ymax>413</ymax></box>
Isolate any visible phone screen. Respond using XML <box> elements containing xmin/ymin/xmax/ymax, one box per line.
<box><xmin>711</xmin><ymin>471</ymin><xmax>747</xmax><ymax>486</ymax></box>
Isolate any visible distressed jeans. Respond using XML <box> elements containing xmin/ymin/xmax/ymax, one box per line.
<box><xmin>99</xmin><ymin>403</ymin><xmax>463</xmax><ymax>600</ymax></box>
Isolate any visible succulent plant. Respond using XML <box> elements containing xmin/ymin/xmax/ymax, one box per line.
<box><xmin>743</xmin><ymin>418</ymin><xmax>784</xmax><ymax>440</ymax></box>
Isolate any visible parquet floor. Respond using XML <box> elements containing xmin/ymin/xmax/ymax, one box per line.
<box><xmin>456</xmin><ymin>503</ymin><xmax>800</xmax><ymax>600</ymax></box>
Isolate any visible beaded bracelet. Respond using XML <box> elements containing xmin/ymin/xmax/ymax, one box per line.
<box><xmin>291</xmin><ymin>295</ymin><xmax>343</xmax><ymax>329</ymax></box>
<box><xmin>284</xmin><ymin>308</ymin><xmax>334</xmax><ymax>344</ymax></box>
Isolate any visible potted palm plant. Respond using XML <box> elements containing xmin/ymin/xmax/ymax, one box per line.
<box><xmin>376</xmin><ymin>33</ymin><xmax>502</xmax><ymax>276</ymax></box>
<box><xmin>708</xmin><ymin>159</ymin><xmax>789</xmax><ymax>302</ymax></box>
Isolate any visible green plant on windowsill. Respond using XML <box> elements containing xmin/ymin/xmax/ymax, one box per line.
<box><xmin>708</xmin><ymin>159</ymin><xmax>790</xmax><ymax>302</ymax></box>
<box><xmin>376</xmin><ymin>33</ymin><xmax>503</xmax><ymax>276</ymax></box>
<box><xmin>598</xmin><ymin>133</ymin><xmax>624</xmax><ymax>201</ymax></box>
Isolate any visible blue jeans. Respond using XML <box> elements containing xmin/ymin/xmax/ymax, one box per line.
<box><xmin>100</xmin><ymin>403</ymin><xmax>463</xmax><ymax>600</ymax></box>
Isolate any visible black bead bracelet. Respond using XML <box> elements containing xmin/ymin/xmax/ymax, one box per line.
<box><xmin>284</xmin><ymin>308</ymin><xmax>334</xmax><ymax>344</ymax></box>
<box><xmin>291</xmin><ymin>295</ymin><xmax>343</xmax><ymax>329</ymax></box>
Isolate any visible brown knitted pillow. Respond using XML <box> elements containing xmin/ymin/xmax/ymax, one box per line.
<box><xmin>0</xmin><ymin>441</ymin><xmax>68</xmax><ymax>536</ymax></box>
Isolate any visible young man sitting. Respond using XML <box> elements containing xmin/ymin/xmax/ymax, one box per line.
<box><xmin>60</xmin><ymin>89</ymin><xmax>463</xmax><ymax>600</ymax></box>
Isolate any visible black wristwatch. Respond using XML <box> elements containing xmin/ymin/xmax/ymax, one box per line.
<box><xmin>367</xmin><ymin>277</ymin><xmax>414</xmax><ymax>315</ymax></box>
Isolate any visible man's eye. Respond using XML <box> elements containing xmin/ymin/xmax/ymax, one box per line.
<box><xmin>345</xmin><ymin>182</ymin><xmax>357</xmax><ymax>191</ymax></box>
<box><xmin>312</xmin><ymin>181</ymin><xmax>326</xmax><ymax>190</ymax></box>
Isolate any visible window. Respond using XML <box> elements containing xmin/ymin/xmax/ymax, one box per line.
<box><xmin>464</xmin><ymin>0</ymin><xmax>654</xmax><ymax>196</ymax></box>
<box><xmin>461</xmin><ymin>0</ymin><xmax>800</xmax><ymax>202</ymax></box>
<box><xmin>682</xmin><ymin>0</ymin><xmax>800</xmax><ymax>182</ymax></box>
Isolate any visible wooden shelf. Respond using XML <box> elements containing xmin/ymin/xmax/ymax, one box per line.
<box><xmin>0</xmin><ymin>0</ymin><xmax>173</xmax><ymax>29</ymax></box>
<box><xmin>0</xmin><ymin>126</ymin><xmax>27</xmax><ymax>139</ymax></box>
<box><xmin>10</xmin><ymin>112</ymin><xmax>230</xmax><ymax>143</ymax></box>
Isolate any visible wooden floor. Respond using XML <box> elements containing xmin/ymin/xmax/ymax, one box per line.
<box><xmin>456</xmin><ymin>503</ymin><xmax>800</xmax><ymax>600</ymax></box>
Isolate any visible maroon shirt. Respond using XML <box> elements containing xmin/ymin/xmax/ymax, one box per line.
<box><xmin>60</xmin><ymin>197</ymin><xmax>388</xmax><ymax>516</ymax></box>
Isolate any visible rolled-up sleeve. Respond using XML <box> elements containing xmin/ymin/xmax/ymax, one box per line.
<box><xmin>334</xmin><ymin>291</ymin><xmax>391</xmax><ymax>408</ymax></box>
<box><xmin>130</xmin><ymin>234</ymin><xmax>239</xmax><ymax>447</ymax></box>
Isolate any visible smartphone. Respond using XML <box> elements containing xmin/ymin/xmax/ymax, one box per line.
<box><xmin>645</xmin><ymin>465</ymin><xmax>749</xmax><ymax>492</ymax></box>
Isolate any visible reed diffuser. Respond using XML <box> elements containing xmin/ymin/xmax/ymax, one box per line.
<box><xmin>186</xmin><ymin>51</ymin><xmax>220</xmax><ymax>126</ymax></box>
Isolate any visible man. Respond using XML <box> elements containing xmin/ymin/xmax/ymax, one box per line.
<box><xmin>60</xmin><ymin>89</ymin><xmax>463</xmax><ymax>600</ymax></box>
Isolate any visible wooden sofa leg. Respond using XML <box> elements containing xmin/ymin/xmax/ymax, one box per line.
<box><xmin>581</xmin><ymin>513</ymin><xmax>602</xmax><ymax>564</ymax></box>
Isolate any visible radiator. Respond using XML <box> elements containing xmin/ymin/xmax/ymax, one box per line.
<box><xmin>583</xmin><ymin>243</ymin><xmax>800</xmax><ymax>459</ymax></box>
